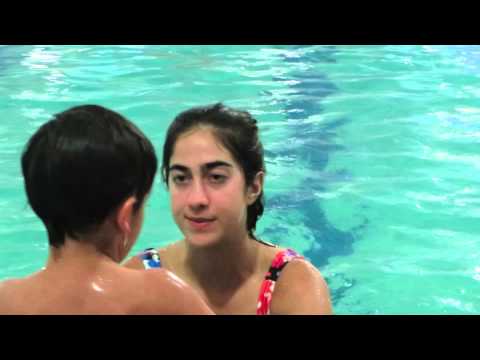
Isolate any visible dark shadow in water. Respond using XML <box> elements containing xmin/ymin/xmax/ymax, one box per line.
<box><xmin>273</xmin><ymin>71</ymin><xmax>338</xmax><ymax>119</ymax></box>
<box><xmin>326</xmin><ymin>273</ymin><xmax>357</xmax><ymax>305</ymax></box>
<box><xmin>0</xmin><ymin>46</ymin><xmax>26</xmax><ymax>76</ymax></box>
<box><xmin>283</xmin><ymin>45</ymin><xmax>338</xmax><ymax>64</ymax></box>
<box><xmin>260</xmin><ymin>46</ymin><xmax>366</xmax><ymax>306</ymax></box>
<box><xmin>0</xmin><ymin>46</ymin><xmax>9</xmax><ymax>76</ymax></box>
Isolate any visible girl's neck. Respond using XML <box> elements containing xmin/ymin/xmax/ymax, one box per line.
<box><xmin>184</xmin><ymin>233</ymin><xmax>260</xmax><ymax>292</ymax></box>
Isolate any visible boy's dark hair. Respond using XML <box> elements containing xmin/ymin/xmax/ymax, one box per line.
<box><xmin>21</xmin><ymin>105</ymin><xmax>157</xmax><ymax>248</ymax></box>
<box><xmin>162</xmin><ymin>103</ymin><xmax>265</xmax><ymax>239</ymax></box>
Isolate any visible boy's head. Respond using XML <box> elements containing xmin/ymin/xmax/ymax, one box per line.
<box><xmin>21</xmin><ymin>105</ymin><xmax>157</xmax><ymax>248</ymax></box>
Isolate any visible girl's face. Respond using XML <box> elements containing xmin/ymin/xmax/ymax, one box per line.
<box><xmin>168</xmin><ymin>128</ymin><xmax>261</xmax><ymax>248</ymax></box>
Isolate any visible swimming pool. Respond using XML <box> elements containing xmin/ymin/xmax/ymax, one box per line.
<box><xmin>1</xmin><ymin>45</ymin><xmax>479</xmax><ymax>314</ymax></box>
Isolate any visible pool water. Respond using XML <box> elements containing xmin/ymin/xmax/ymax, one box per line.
<box><xmin>1</xmin><ymin>45</ymin><xmax>479</xmax><ymax>314</ymax></box>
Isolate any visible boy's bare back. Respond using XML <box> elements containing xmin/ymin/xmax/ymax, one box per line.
<box><xmin>0</xmin><ymin>266</ymin><xmax>213</xmax><ymax>315</ymax></box>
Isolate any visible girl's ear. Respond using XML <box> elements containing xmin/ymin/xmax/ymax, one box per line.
<box><xmin>246</xmin><ymin>171</ymin><xmax>264</xmax><ymax>205</ymax></box>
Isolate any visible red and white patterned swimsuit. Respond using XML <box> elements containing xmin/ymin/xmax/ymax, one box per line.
<box><xmin>256</xmin><ymin>248</ymin><xmax>304</xmax><ymax>315</ymax></box>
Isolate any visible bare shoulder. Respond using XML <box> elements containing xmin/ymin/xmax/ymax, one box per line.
<box><xmin>0</xmin><ymin>279</ymin><xmax>24</xmax><ymax>314</ymax></box>
<box><xmin>270</xmin><ymin>258</ymin><xmax>333</xmax><ymax>315</ymax></box>
<box><xmin>122</xmin><ymin>252</ymin><xmax>144</xmax><ymax>269</ymax></box>
<box><xmin>133</xmin><ymin>268</ymin><xmax>214</xmax><ymax>315</ymax></box>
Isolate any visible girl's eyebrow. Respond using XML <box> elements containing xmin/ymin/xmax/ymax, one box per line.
<box><xmin>169</xmin><ymin>164</ymin><xmax>189</xmax><ymax>172</ymax></box>
<box><xmin>203</xmin><ymin>161</ymin><xmax>233</xmax><ymax>171</ymax></box>
<box><xmin>169</xmin><ymin>161</ymin><xmax>233</xmax><ymax>173</ymax></box>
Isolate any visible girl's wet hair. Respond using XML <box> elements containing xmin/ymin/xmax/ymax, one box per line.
<box><xmin>162</xmin><ymin>103</ymin><xmax>265</xmax><ymax>239</ymax></box>
<box><xmin>22</xmin><ymin>104</ymin><xmax>157</xmax><ymax>248</ymax></box>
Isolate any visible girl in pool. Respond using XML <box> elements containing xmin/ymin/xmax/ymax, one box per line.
<box><xmin>124</xmin><ymin>103</ymin><xmax>332</xmax><ymax>314</ymax></box>
<box><xmin>0</xmin><ymin>105</ymin><xmax>213</xmax><ymax>315</ymax></box>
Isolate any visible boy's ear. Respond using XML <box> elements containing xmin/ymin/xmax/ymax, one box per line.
<box><xmin>116</xmin><ymin>196</ymin><xmax>137</xmax><ymax>234</ymax></box>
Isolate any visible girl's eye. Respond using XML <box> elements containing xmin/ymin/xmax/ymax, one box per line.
<box><xmin>172</xmin><ymin>174</ymin><xmax>189</xmax><ymax>185</ymax></box>
<box><xmin>209</xmin><ymin>174</ymin><xmax>227</xmax><ymax>184</ymax></box>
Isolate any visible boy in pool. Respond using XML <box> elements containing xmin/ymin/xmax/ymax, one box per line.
<box><xmin>0</xmin><ymin>105</ymin><xmax>213</xmax><ymax>314</ymax></box>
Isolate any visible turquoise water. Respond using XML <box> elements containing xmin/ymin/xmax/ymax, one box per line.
<box><xmin>1</xmin><ymin>45</ymin><xmax>479</xmax><ymax>314</ymax></box>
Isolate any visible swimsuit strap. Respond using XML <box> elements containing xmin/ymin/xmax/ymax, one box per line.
<box><xmin>256</xmin><ymin>249</ymin><xmax>304</xmax><ymax>315</ymax></box>
<box><xmin>139</xmin><ymin>247</ymin><xmax>162</xmax><ymax>269</ymax></box>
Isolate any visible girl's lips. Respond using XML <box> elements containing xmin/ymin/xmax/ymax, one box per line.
<box><xmin>185</xmin><ymin>216</ymin><xmax>215</xmax><ymax>222</ymax></box>
<box><xmin>185</xmin><ymin>216</ymin><xmax>216</xmax><ymax>230</ymax></box>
